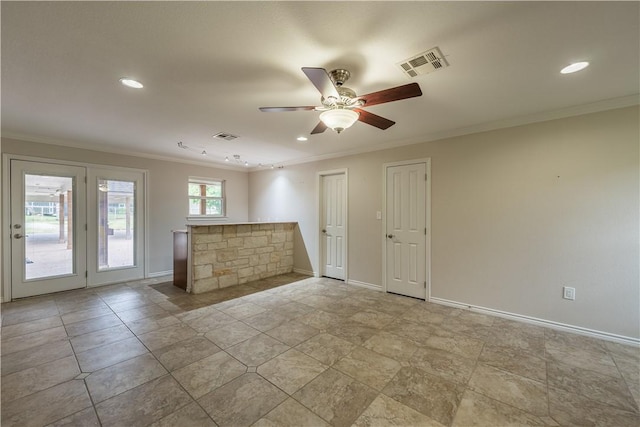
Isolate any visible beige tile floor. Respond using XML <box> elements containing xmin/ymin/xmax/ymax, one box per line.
<box><xmin>1</xmin><ymin>273</ymin><xmax>639</xmax><ymax>427</ymax></box>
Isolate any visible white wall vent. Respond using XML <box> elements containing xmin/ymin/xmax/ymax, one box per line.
<box><xmin>398</xmin><ymin>47</ymin><xmax>449</xmax><ymax>78</ymax></box>
<box><xmin>213</xmin><ymin>132</ymin><xmax>239</xmax><ymax>141</ymax></box>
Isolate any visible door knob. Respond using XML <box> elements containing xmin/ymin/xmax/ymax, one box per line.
<box><xmin>322</xmin><ymin>229</ymin><xmax>327</xmax><ymax>233</ymax></box>
<box><xmin>387</xmin><ymin>234</ymin><xmax>394</xmax><ymax>239</ymax></box>
<box><xmin>14</xmin><ymin>233</ymin><xmax>24</xmax><ymax>239</ymax></box>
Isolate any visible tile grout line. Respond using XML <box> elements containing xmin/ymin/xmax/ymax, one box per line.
<box><xmin>605</xmin><ymin>346</ymin><xmax>640</xmax><ymax>414</ymax></box>
<box><xmin>86</xmin><ymin>284</ymin><xmax>204</xmax><ymax>425</ymax></box>
<box><xmin>543</xmin><ymin>329</ymin><xmax>556</xmax><ymax>424</ymax></box>
<box><xmin>3</xmin><ymin>275</ymin><xmax>639</xmax><ymax>425</ymax></box>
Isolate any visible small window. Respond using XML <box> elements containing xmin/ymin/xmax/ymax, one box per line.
<box><xmin>188</xmin><ymin>178</ymin><xmax>225</xmax><ymax>217</ymax></box>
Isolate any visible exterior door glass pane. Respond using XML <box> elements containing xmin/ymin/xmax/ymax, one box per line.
<box><xmin>24</xmin><ymin>174</ymin><xmax>74</xmax><ymax>280</ymax></box>
<box><xmin>98</xmin><ymin>179</ymin><xmax>135</xmax><ymax>270</ymax></box>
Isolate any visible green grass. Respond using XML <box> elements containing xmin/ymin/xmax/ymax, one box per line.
<box><xmin>25</xmin><ymin>215</ymin><xmax>60</xmax><ymax>233</ymax></box>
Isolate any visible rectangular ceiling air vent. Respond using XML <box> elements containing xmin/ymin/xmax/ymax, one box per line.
<box><xmin>398</xmin><ymin>47</ymin><xmax>449</xmax><ymax>78</ymax></box>
<box><xmin>212</xmin><ymin>132</ymin><xmax>239</xmax><ymax>141</ymax></box>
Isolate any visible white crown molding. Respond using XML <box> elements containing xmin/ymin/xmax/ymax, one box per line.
<box><xmin>423</xmin><ymin>93</ymin><xmax>640</xmax><ymax>143</ymax></box>
<box><xmin>267</xmin><ymin>94</ymin><xmax>640</xmax><ymax>169</ymax></box>
<box><xmin>0</xmin><ymin>132</ymin><xmax>250</xmax><ymax>172</ymax></box>
<box><xmin>3</xmin><ymin>94</ymin><xmax>637</xmax><ymax>172</ymax></box>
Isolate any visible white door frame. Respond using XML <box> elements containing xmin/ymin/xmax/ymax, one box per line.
<box><xmin>382</xmin><ymin>158</ymin><xmax>431</xmax><ymax>299</ymax></box>
<box><xmin>2</xmin><ymin>154</ymin><xmax>149</xmax><ymax>301</ymax></box>
<box><xmin>9</xmin><ymin>160</ymin><xmax>88</xmax><ymax>298</ymax></box>
<box><xmin>317</xmin><ymin>168</ymin><xmax>348</xmax><ymax>280</ymax></box>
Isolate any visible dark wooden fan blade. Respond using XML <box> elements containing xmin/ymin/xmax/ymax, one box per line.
<box><xmin>302</xmin><ymin>67</ymin><xmax>340</xmax><ymax>99</ymax></box>
<box><xmin>259</xmin><ymin>106</ymin><xmax>316</xmax><ymax>112</ymax></box>
<box><xmin>310</xmin><ymin>121</ymin><xmax>328</xmax><ymax>134</ymax></box>
<box><xmin>358</xmin><ymin>83</ymin><xmax>422</xmax><ymax>107</ymax></box>
<box><xmin>354</xmin><ymin>108</ymin><xmax>395</xmax><ymax>130</ymax></box>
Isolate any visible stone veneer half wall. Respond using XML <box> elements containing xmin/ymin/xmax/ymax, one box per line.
<box><xmin>189</xmin><ymin>222</ymin><xmax>296</xmax><ymax>294</ymax></box>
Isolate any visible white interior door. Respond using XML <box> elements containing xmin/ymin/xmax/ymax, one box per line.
<box><xmin>385</xmin><ymin>162</ymin><xmax>427</xmax><ymax>299</ymax></box>
<box><xmin>87</xmin><ymin>168</ymin><xmax>145</xmax><ymax>286</ymax></box>
<box><xmin>10</xmin><ymin>160</ymin><xmax>87</xmax><ymax>298</ymax></box>
<box><xmin>321</xmin><ymin>173</ymin><xmax>346</xmax><ymax>280</ymax></box>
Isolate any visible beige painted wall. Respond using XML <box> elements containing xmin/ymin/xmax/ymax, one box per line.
<box><xmin>1</xmin><ymin>138</ymin><xmax>249</xmax><ymax>280</ymax></box>
<box><xmin>1</xmin><ymin>106</ymin><xmax>637</xmax><ymax>338</ymax></box>
<box><xmin>248</xmin><ymin>106</ymin><xmax>639</xmax><ymax>339</ymax></box>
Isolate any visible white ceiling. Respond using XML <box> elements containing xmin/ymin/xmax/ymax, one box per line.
<box><xmin>2</xmin><ymin>2</ymin><xmax>638</xmax><ymax>170</ymax></box>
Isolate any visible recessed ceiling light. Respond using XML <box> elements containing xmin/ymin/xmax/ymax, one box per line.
<box><xmin>560</xmin><ymin>62</ymin><xmax>589</xmax><ymax>74</ymax></box>
<box><xmin>119</xmin><ymin>78</ymin><xmax>144</xmax><ymax>89</ymax></box>
<box><xmin>296</xmin><ymin>136</ymin><xmax>308</xmax><ymax>142</ymax></box>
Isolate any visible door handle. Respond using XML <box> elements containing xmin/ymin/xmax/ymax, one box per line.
<box><xmin>14</xmin><ymin>233</ymin><xmax>25</xmax><ymax>239</ymax></box>
<box><xmin>387</xmin><ymin>234</ymin><xmax>394</xmax><ymax>239</ymax></box>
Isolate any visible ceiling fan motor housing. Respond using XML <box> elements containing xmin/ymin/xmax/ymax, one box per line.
<box><xmin>329</xmin><ymin>69</ymin><xmax>351</xmax><ymax>86</ymax></box>
<box><xmin>321</xmin><ymin>86</ymin><xmax>361</xmax><ymax>109</ymax></box>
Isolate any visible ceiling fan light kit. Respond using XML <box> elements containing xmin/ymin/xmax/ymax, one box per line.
<box><xmin>259</xmin><ymin>66</ymin><xmax>422</xmax><ymax>135</ymax></box>
<box><xmin>319</xmin><ymin>109</ymin><xmax>359</xmax><ymax>133</ymax></box>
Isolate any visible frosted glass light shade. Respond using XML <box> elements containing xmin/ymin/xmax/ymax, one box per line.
<box><xmin>320</xmin><ymin>109</ymin><xmax>359</xmax><ymax>133</ymax></box>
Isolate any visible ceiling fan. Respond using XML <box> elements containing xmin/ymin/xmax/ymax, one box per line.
<box><xmin>259</xmin><ymin>67</ymin><xmax>423</xmax><ymax>134</ymax></box>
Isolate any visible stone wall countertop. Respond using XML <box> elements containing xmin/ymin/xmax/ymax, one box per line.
<box><xmin>188</xmin><ymin>222</ymin><xmax>296</xmax><ymax>293</ymax></box>
<box><xmin>186</xmin><ymin>221</ymin><xmax>296</xmax><ymax>227</ymax></box>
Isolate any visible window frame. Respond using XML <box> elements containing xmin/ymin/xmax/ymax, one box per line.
<box><xmin>187</xmin><ymin>177</ymin><xmax>226</xmax><ymax>219</ymax></box>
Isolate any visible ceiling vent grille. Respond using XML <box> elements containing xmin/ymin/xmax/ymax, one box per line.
<box><xmin>398</xmin><ymin>47</ymin><xmax>449</xmax><ymax>78</ymax></box>
<box><xmin>212</xmin><ymin>132</ymin><xmax>239</xmax><ymax>141</ymax></box>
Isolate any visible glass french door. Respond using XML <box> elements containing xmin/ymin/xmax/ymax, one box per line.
<box><xmin>87</xmin><ymin>168</ymin><xmax>144</xmax><ymax>286</ymax></box>
<box><xmin>10</xmin><ymin>160</ymin><xmax>87</xmax><ymax>298</ymax></box>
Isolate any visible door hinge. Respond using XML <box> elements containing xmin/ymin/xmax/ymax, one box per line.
<box><xmin>425</xmin><ymin>174</ymin><xmax>427</xmax><ymax>181</ymax></box>
<box><xmin>424</xmin><ymin>281</ymin><xmax>427</xmax><ymax>289</ymax></box>
<box><xmin>85</xmin><ymin>271</ymin><xmax>88</xmax><ymax>278</ymax></box>
<box><xmin>84</xmin><ymin>176</ymin><xmax>87</xmax><ymax>183</ymax></box>
<box><xmin>424</xmin><ymin>228</ymin><xmax>427</xmax><ymax>235</ymax></box>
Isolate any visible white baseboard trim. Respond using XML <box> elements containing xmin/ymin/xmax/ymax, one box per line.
<box><xmin>293</xmin><ymin>268</ymin><xmax>315</xmax><ymax>276</ymax></box>
<box><xmin>148</xmin><ymin>270</ymin><xmax>173</xmax><ymax>278</ymax></box>
<box><xmin>429</xmin><ymin>297</ymin><xmax>639</xmax><ymax>346</ymax></box>
<box><xmin>347</xmin><ymin>279</ymin><xmax>382</xmax><ymax>292</ymax></box>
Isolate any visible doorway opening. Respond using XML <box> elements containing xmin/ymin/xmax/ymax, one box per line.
<box><xmin>4</xmin><ymin>157</ymin><xmax>147</xmax><ymax>300</ymax></box>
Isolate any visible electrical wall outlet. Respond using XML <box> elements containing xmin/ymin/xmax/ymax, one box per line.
<box><xmin>563</xmin><ymin>286</ymin><xmax>576</xmax><ymax>300</ymax></box>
